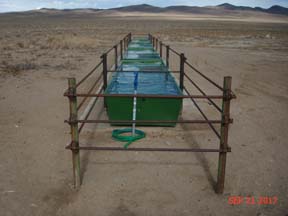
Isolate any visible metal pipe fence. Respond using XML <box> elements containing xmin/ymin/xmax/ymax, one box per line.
<box><xmin>64</xmin><ymin>33</ymin><xmax>235</xmax><ymax>194</ymax></box>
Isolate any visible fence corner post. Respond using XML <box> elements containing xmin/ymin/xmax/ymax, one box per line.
<box><xmin>68</xmin><ymin>78</ymin><xmax>81</xmax><ymax>189</ymax></box>
<box><xmin>216</xmin><ymin>76</ymin><xmax>232</xmax><ymax>194</ymax></box>
<box><xmin>179</xmin><ymin>53</ymin><xmax>186</xmax><ymax>91</ymax></box>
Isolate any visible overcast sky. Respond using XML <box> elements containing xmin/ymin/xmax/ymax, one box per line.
<box><xmin>0</xmin><ymin>0</ymin><xmax>287</xmax><ymax>12</ymax></box>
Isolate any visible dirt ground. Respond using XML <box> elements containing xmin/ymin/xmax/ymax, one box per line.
<box><xmin>0</xmin><ymin>15</ymin><xmax>288</xmax><ymax>216</ymax></box>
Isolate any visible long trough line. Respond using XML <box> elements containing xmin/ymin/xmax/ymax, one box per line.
<box><xmin>64</xmin><ymin>33</ymin><xmax>235</xmax><ymax>194</ymax></box>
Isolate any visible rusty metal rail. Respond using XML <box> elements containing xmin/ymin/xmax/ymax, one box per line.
<box><xmin>77</xmin><ymin>74</ymin><xmax>103</xmax><ymax>111</ymax></box>
<box><xmin>184</xmin><ymin>73</ymin><xmax>222</xmax><ymax>113</ymax></box>
<box><xmin>185</xmin><ymin>61</ymin><xmax>224</xmax><ymax>91</ymax></box>
<box><xmin>65</xmin><ymin>92</ymin><xmax>225</xmax><ymax>99</ymax></box>
<box><xmin>107</xmin><ymin>70</ymin><xmax>181</xmax><ymax>73</ymax></box>
<box><xmin>75</xmin><ymin>60</ymin><xmax>103</xmax><ymax>88</ymax></box>
<box><xmin>64</xmin><ymin>33</ymin><xmax>235</xmax><ymax>194</ymax></box>
<box><xmin>183</xmin><ymin>86</ymin><xmax>221</xmax><ymax>139</ymax></box>
<box><xmin>65</xmin><ymin>119</ymin><xmax>230</xmax><ymax>124</ymax></box>
<box><xmin>66</xmin><ymin>145</ymin><xmax>231</xmax><ymax>153</ymax></box>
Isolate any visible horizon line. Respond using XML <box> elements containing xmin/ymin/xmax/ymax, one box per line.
<box><xmin>0</xmin><ymin>3</ymin><xmax>287</xmax><ymax>14</ymax></box>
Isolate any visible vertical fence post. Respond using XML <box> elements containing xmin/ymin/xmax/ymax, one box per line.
<box><xmin>120</xmin><ymin>40</ymin><xmax>123</xmax><ymax>60</ymax></box>
<box><xmin>68</xmin><ymin>78</ymin><xmax>81</xmax><ymax>189</ymax></box>
<box><xmin>156</xmin><ymin>38</ymin><xmax>158</xmax><ymax>51</ymax></box>
<box><xmin>179</xmin><ymin>53</ymin><xmax>186</xmax><ymax>91</ymax></box>
<box><xmin>148</xmin><ymin>34</ymin><xmax>152</xmax><ymax>42</ymax></box>
<box><xmin>101</xmin><ymin>54</ymin><xmax>108</xmax><ymax>108</ymax></box>
<box><xmin>101</xmin><ymin>54</ymin><xmax>107</xmax><ymax>90</ymax></box>
<box><xmin>152</xmin><ymin>37</ymin><xmax>155</xmax><ymax>48</ymax></box>
<box><xmin>166</xmin><ymin>45</ymin><xmax>170</xmax><ymax>68</ymax></box>
<box><xmin>114</xmin><ymin>45</ymin><xmax>118</xmax><ymax>69</ymax></box>
<box><xmin>216</xmin><ymin>76</ymin><xmax>232</xmax><ymax>194</ymax></box>
<box><xmin>160</xmin><ymin>41</ymin><xmax>163</xmax><ymax>58</ymax></box>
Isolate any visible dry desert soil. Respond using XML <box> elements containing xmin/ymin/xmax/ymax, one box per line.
<box><xmin>0</xmin><ymin>13</ymin><xmax>288</xmax><ymax>216</ymax></box>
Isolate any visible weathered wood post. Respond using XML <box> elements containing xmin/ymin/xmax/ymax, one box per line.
<box><xmin>179</xmin><ymin>53</ymin><xmax>186</xmax><ymax>91</ymax></box>
<box><xmin>166</xmin><ymin>45</ymin><xmax>170</xmax><ymax>68</ymax></box>
<box><xmin>68</xmin><ymin>78</ymin><xmax>81</xmax><ymax>189</ymax></box>
<box><xmin>216</xmin><ymin>76</ymin><xmax>232</xmax><ymax>194</ymax></box>
<box><xmin>125</xmin><ymin>35</ymin><xmax>128</xmax><ymax>51</ymax></box>
<box><xmin>120</xmin><ymin>40</ymin><xmax>123</xmax><ymax>60</ymax></box>
<box><xmin>156</xmin><ymin>38</ymin><xmax>158</xmax><ymax>51</ymax></box>
<box><xmin>114</xmin><ymin>45</ymin><xmax>118</xmax><ymax>69</ymax></box>
<box><xmin>123</xmin><ymin>37</ymin><xmax>126</xmax><ymax>52</ymax></box>
<box><xmin>101</xmin><ymin>53</ymin><xmax>108</xmax><ymax>108</ymax></box>
<box><xmin>160</xmin><ymin>41</ymin><xmax>163</xmax><ymax>58</ymax></box>
<box><xmin>101</xmin><ymin>53</ymin><xmax>108</xmax><ymax>90</ymax></box>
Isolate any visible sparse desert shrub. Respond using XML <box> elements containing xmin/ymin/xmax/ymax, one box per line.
<box><xmin>44</xmin><ymin>35</ymin><xmax>99</xmax><ymax>50</ymax></box>
<box><xmin>0</xmin><ymin>60</ymin><xmax>36</xmax><ymax>76</ymax></box>
<box><xmin>17</xmin><ymin>42</ymin><xmax>25</xmax><ymax>48</ymax></box>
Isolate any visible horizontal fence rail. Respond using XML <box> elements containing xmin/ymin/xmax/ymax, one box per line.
<box><xmin>66</xmin><ymin>145</ymin><xmax>232</xmax><ymax>153</ymax></box>
<box><xmin>184</xmin><ymin>73</ymin><xmax>222</xmax><ymax>113</ymax></box>
<box><xmin>65</xmin><ymin>119</ymin><xmax>232</xmax><ymax>124</ymax></box>
<box><xmin>107</xmin><ymin>70</ymin><xmax>181</xmax><ymax>73</ymax></box>
<box><xmin>65</xmin><ymin>93</ymin><xmax>225</xmax><ymax>99</ymax></box>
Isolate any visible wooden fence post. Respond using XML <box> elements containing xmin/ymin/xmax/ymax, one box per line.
<box><xmin>216</xmin><ymin>76</ymin><xmax>232</xmax><ymax>194</ymax></box>
<box><xmin>156</xmin><ymin>38</ymin><xmax>158</xmax><ymax>51</ymax></box>
<box><xmin>124</xmin><ymin>38</ymin><xmax>126</xmax><ymax>52</ymax></box>
<box><xmin>179</xmin><ymin>53</ymin><xmax>186</xmax><ymax>91</ymax></box>
<box><xmin>166</xmin><ymin>45</ymin><xmax>170</xmax><ymax>68</ymax></box>
<box><xmin>68</xmin><ymin>78</ymin><xmax>81</xmax><ymax>189</ymax></box>
<box><xmin>114</xmin><ymin>45</ymin><xmax>118</xmax><ymax>69</ymax></box>
<box><xmin>101</xmin><ymin>54</ymin><xmax>108</xmax><ymax>90</ymax></box>
<box><xmin>160</xmin><ymin>41</ymin><xmax>163</xmax><ymax>58</ymax></box>
<box><xmin>120</xmin><ymin>40</ymin><xmax>123</xmax><ymax>60</ymax></box>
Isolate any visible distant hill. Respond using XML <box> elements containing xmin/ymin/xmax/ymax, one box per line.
<box><xmin>1</xmin><ymin>3</ymin><xmax>288</xmax><ymax>16</ymax></box>
<box><xmin>106</xmin><ymin>3</ymin><xmax>288</xmax><ymax>16</ymax></box>
<box><xmin>216</xmin><ymin>3</ymin><xmax>288</xmax><ymax>15</ymax></box>
<box><xmin>110</xmin><ymin>4</ymin><xmax>162</xmax><ymax>13</ymax></box>
<box><xmin>267</xmin><ymin>5</ymin><xmax>288</xmax><ymax>15</ymax></box>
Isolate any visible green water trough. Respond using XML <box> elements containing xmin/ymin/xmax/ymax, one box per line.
<box><xmin>105</xmin><ymin>37</ymin><xmax>183</xmax><ymax>126</ymax></box>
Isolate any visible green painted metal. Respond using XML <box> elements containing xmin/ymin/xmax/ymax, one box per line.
<box><xmin>105</xmin><ymin>36</ymin><xmax>183</xmax><ymax>126</ymax></box>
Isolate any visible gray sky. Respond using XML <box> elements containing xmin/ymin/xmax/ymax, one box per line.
<box><xmin>0</xmin><ymin>0</ymin><xmax>287</xmax><ymax>12</ymax></box>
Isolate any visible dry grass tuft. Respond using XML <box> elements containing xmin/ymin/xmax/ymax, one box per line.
<box><xmin>43</xmin><ymin>35</ymin><xmax>100</xmax><ymax>50</ymax></box>
<box><xmin>0</xmin><ymin>60</ymin><xmax>36</xmax><ymax>76</ymax></box>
